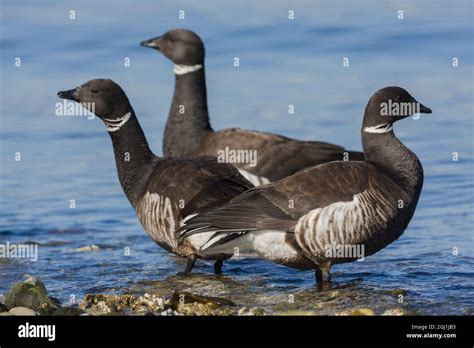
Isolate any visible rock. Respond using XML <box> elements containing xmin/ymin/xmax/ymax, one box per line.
<box><xmin>279</xmin><ymin>310</ymin><xmax>316</xmax><ymax>316</ymax></box>
<box><xmin>158</xmin><ymin>308</ymin><xmax>178</xmax><ymax>316</ymax></box>
<box><xmin>79</xmin><ymin>291</ymin><xmax>267</xmax><ymax>316</ymax></box>
<box><xmin>80</xmin><ymin>294</ymin><xmax>120</xmax><ymax>315</ymax></box>
<box><xmin>237</xmin><ymin>307</ymin><xmax>247</xmax><ymax>316</ymax></box>
<box><xmin>42</xmin><ymin>241</ymin><xmax>69</xmax><ymax>247</ymax></box>
<box><xmin>237</xmin><ymin>306</ymin><xmax>266</xmax><ymax>316</ymax></box>
<box><xmin>80</xmin><ymin>293</ymin><xmax>167</xmax><ymax>315</ymax></box>
<box><xmin>349</xmin><ymin>308</ymin><xmax>375</xmax><ymax>316</ymax></box>
<box><xmin>170</xmin><ymin>291</ymin><xmax>235</xmax><ymax>310</ymax></box>
<box><xmin>382</xmin><ymin>289</ymin><xmax>407</xmax><ymax>297</ymax></box>
<box><xmin>9</xmin><ymin>306</ymin><xmax>37</xmax><ymax>316</ymax></box>
<box><xmin>4</xmin><ymin>279</ymin><xmax>60</xmax><ymax>315</ymax></box>
<box><xmin>49</xmin><ymin>296</ymin><xmax>62</xmax><ymax>307</ymax></box>
<box><xmin>176</xmin><ymin>303</ymin><xmax>214</xmax><ymax>316</ymax></box>
<box><xmin>131</xmin><ymin>293</ymin><xmax>166</xmax><ymax>313</ymax></box>
<box><xmin>167</xmin><ymin>292</ymin><xmax>237</xmax><ymax>316</ymax></box>
<box><xmin>382</xmin><ymin>308</ymin><xmax>406</xmax><ymax>316</ymax></box>
<box><xmin>53</xmin><ymin>306</ymin><xmax>84</xmax><ymax>316</ymax></box>
<box><xmin>75</xmin><ymin>245</ymin><xmax>101</xmax><ymax>252</ymax></box>
<box><xmin>174</xmin><ymin>302</ymin><xmax>233</xmax><ymax>316</ymax></box>
<box><xmin>25</xmin><ymin>277</ymin><xmax>47</xmax><ymax>293</ymax></box>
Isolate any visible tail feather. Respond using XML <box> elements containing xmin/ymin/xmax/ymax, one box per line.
<box><xmin>179</xmin><ymin>187</ymin><xmax>296</xmax><ymax>253</ymax></box>
<box><xmin>200</xmin><ymin>231</ymin><xmax>248</xmax><ymax>252</ymax></box>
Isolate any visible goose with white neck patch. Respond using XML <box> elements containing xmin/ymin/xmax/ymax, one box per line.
<box><xmin>140</xmin><ymin>28</ymin><xmax>364</xmax><ymax>186</ymax></box>
<box><xmin>57</xmin><ymin>79</ymin><xmax>253</xmax><ymax>275</ymax></box>
<box><xmin>179</xmin><ymin>86</ymin><xmax>432</xmax><ymax>284</ymax></box>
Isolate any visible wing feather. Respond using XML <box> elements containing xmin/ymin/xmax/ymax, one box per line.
<box><xmin>179</xmin><ymin>162</ymin><xmax>372</xmax><ymax>248</ymax></box>
<box><xmin>196</xmin><ymin>128</ymin><xmax>364</xmax><ymax>181</ymax></box>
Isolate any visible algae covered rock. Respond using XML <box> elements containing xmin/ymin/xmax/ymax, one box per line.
<box><xmin>4</xmin><ymin>277</ymin><xmax>60</xmax><ymax>315</ymax></box>
<box><xmin>170</xmin><ymin>291</ymin><xmax>235</xmax><ymax>309</ymax></box>
<box><xmin>169</xmin><ymin>291</ymin><xmax>237</xmax><ymax>316</ymax></box>
<box><xmin>80</xmin><ymin>293</ymin><xmax>167</xmax><ymax>315</ymax></box>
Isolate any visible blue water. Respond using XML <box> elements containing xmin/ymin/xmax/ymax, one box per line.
<box><xmin>0</xmin><ymin>0</ymin><xmax>473</xmax><ymax>314</ymax></box>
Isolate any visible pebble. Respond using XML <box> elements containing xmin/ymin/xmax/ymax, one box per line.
<box><xmin>349</xmin><ymin>308</ymin><xmax>375</xmax><ymax>316</ymax></box>
<box><xmin>382</xmin><ymin>308</ymin><xmax>406</xmax><ymax>316</ymax></box>
<box><xmin>280</xmin><ymin>310</ymin><xmax>316</xmax><ymax>316</ymax></box>
<box><xmin>9</xmin><ymin>306</ymin><xmax>37</xmax><ymax>316</ymax></box>
<box><xmin>75</xmin><ymin>245</ymin><xmax>101</xmax><ymax>252</ymax></box>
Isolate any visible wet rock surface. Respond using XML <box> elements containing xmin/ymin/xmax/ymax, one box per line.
<box><xmin>80</xmin><ymin>292</ymin><xmax>246</xmax><ymax>316</ymax></box>
<box><xmin>80</xmin><ymin>293</ymin><xmax>167</xmax><ymax>315</ymax></box>
<box><xmin>127</xmin><ymin>274</ymin><xmax>414</xmax><ymax>315</ymax></box>
<box><xmin>170</xmin><ymin>291</ymin><xmax>235</xmax><ymax>308</ymax></box>
<box><xmin>53</xmin><ymin>306</ymin><xmax>85</xmax><ymax>316</ymax></box>
<box><xmin>0</xmin><ymin>275</ymin><xmax>413</xmax><ymax>316</ymax></box>
<box><xmin>4</xmin><ymin>277</ymin><xmax>60</xmax><ymax>315</ymax></box>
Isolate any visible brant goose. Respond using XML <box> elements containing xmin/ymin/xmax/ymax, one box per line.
<box><xmin>180</xmin><ymin>87</ymin><xmax>432</xmax><ymax>283</ymax></box>
<box><xmin>57</xmin><ymin>79</ymin><xmax>253</xmax><ymax>274</ymax></box>
<box><xmin>140</xmin><ymin>29</ymin><xmax>364</xmax><ymax>186</ymax></box>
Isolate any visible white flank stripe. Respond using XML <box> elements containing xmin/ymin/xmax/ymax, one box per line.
<box><xmin>136</xmin><ymin>192</ymin><xmax>178</xmax><ymax>249</ymax></box>
<box><xmin>294</xmin><ymin>190</ymin><xmax>397</xmax><ymax>260</ymax></box>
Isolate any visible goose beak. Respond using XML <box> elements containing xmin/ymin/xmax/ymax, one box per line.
<box><xmin>140</xmin><ymin>36</ymin><xmax>161</xmax><ymax>49</ymax></box>
<box><xmin>419</xmin><ymin>103</ymin><xmax>432</xmax><ymax>114</ymax></box>
<box><xmin>57</xmin><ymin>88</ymin><xmax>79</xmax><ymax>102</ymax></box>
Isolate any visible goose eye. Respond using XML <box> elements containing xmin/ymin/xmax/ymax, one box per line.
<box><xmin>169</xmin><ymin>36</ymin><xmax>176</xmax><ymax>42</ymax></box>
<box><xmin>92</xmin><ymin>88</ymin><xmax>98</xmax><ymax>94</ymax></box>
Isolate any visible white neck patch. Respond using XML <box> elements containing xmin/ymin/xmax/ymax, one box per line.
<box><xmin>174</xmin><ymin>64</ymin><xmax>203</xmax><ymax>75</ymax></box>
<box><xmin>363</xmin><ymin>123</ymin><xmax>393</xmax><ymax>134</ymax></box>
<box><xmin>103</xmin><ymin>112</ymin><xmax>132</xmax><ymax>132</ymax></box>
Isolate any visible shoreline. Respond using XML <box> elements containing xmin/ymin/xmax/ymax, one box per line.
<box><xmin>0</xmin><ymin>276</ymin><xmax>411</xmax><ymax>316</ymax></box>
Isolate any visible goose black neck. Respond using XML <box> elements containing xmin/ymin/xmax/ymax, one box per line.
<box><xmin>361</xmin><ymin>129</ymin><xmax>423</xmax><ymax>197</ymax></box>
<box><xmin>108</xmin><ymin>109</ymin><xmax>157</xmax><ymax>207</ymax></box>
<box><xmin>163</xmin><ymin>67</ymin><xmax>213</xmax><ymax>157</ymax></box>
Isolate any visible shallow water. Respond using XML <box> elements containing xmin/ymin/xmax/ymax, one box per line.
<box><xmin>0</xmin><ymin>0</ymin><xmax>473</xmax><ymax>315</ymax></box>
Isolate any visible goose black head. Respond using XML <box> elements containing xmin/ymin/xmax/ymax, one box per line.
<box><xmin>58</xmin><ymin>79</ymin><xmax>132</xmax><ymax>126</ymax></box>
<box><xmin>140</xmin><ymin>28</ymin><xmax>205</xmax><ymax>65</ymax></box>
<box><xmin>363</xmin><ymin>86</ymin><xmax>432</xmax><ymax>132</ymax></box>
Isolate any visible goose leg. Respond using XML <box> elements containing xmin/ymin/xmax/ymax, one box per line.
<box><xmin>214</xmin><ymin>260</ymin><xmax>223</xmax><ymax>274</ymax></box>
<box><xmin>315</xmin><ymin>262</ymin><xmax>331</xmax><ymax>283</ymax></box>
<box><xmin>183</xmin><ymin>254</ymin><xmax>196</xmax><ymax>275</ymax></box>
